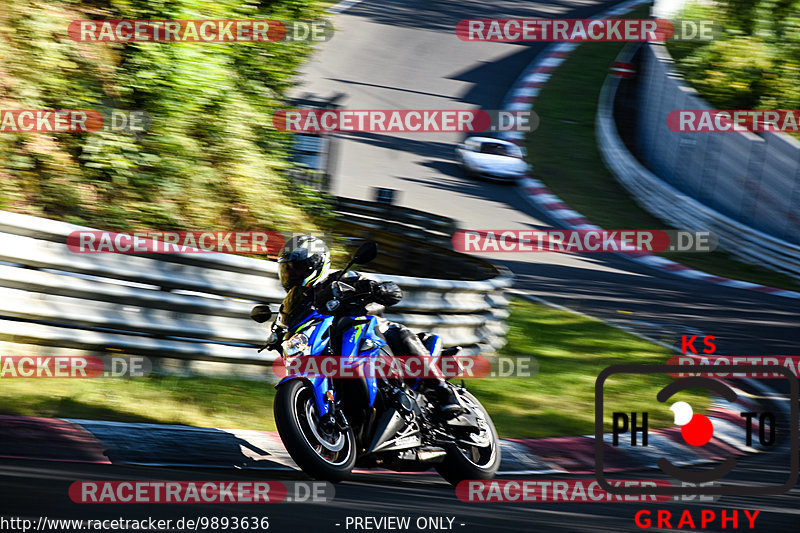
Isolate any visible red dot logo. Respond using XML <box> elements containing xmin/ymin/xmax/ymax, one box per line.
<box><xmin>680</xmin><ymin>414</ymin><xmax>714</xmax><ymax>446</ymax></box>
<box><xmin>670</xmin><ymin>401</ymin><xmax>714</xmax><ymax>446</ymax></box>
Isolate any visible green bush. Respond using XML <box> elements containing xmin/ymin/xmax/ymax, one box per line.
<box><xmin>666</xmin><ymin>0</ymin><xmax>800</xmax><ymax>133</ymax></box>
<box><xmin>0</xmin><ymin>0</ymin><xmax>329</xmax><ymax>233</ymax></box>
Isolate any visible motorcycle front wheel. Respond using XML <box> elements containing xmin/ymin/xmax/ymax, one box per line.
<box><xmin>274</xmin><ymin>380</ymin><xmax>356</xmax><ymax>482</ymax></box>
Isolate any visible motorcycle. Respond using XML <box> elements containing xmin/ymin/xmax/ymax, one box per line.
<box><xmin>250</xmin><ymin>241</ymin><xmax>500</xmax><ymax>485</ymax></box>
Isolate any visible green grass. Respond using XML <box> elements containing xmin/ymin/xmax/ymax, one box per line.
<box><xmin>524</xmin><ymin>8</ymin><xmax>800</xmax><ymax>292</ymax></box>
<box><xmin>0</xmin><ymin>375</ymin><xmax>279</xmax><ymax>431</ymax></box>
<box><xmin>0</xmin><ymin>299</ymin><xmax>706</xmax><ymax>438</ymax></box>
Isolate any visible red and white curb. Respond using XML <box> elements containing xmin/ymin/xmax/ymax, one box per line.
<box><xmin>499</xmin><ymin>0</ymin><xmax>800</xmax><ymax>300</ymax></box>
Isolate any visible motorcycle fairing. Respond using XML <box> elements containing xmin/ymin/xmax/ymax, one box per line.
<box><xmin>278</xmin><ymin>311</ymin><xmax>441</xmax><ymax>419</ymax></box>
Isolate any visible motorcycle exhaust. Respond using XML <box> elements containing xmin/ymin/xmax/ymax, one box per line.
<box><xmin>390</xmin><ymin>446</ymin><xmax>447</xmax><ymax>469</ymax></box>
<box><xmin>416</xmin><ymin>447</ymin><xmax>447</xmax><ymax>463</ymax></box>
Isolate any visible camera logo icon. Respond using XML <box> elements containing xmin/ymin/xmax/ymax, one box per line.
<box><xmin>595</xmin><ymin>364</ymin><xmax>798</xmax><ymax>496</ymax></box>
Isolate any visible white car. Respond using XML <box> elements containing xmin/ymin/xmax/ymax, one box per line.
<box><xmin>455</xmin><ymin>136</ymin><xmax>530</xmax><ymax>182</ymax></box>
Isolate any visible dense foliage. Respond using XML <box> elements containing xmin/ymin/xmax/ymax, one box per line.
<box><xmin>667</xmin><ymin>1</ymin><xmax>800</xmax><ymax>115</ymax></box>
<box><xmin>0</xmin><ymin>0</ymin><xmax>326</xmax><ymax>232</ymax></box>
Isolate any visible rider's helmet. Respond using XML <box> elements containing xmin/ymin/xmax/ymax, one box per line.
<box><xmin>277</xmin><ymin>235</ymin><xmax>331</xmax><ymax>292</ymax></box>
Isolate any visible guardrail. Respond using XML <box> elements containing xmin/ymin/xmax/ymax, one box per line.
<box><xmin>596</xmin><ymin>45</ymin><xmax>800</xmax><ymax>282</ymax></box>
<box><xmin>334</xmin><ymin>197</ymin><xmax>501</xmax><ymax>280</ymax></box>
<box><xmin>335</xmin><ymin>197</ymin><xmax>457</xmax><ymax>246</ymax></box>
<box><xmin>0</xmin><ymin>210</ymin><xmax>512</xmax><ymax>377</ymax></box>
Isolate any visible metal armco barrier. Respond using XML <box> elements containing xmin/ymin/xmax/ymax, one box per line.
<box><xmin>334</xmin><ymin>197</ymin><xmax>457</xmax><ymax>247</ymax></box>
<box><xmin>334</xmin><ymin>197</ymin><xmax>500</xmax><ymax>280</ymax></box>
<box><xmin>0</xmin><ymin>210</ymin><xmax>512</xmax><ymax>377</ymax></box>
<box><xmin>596</xmin><ymin>44</ymin><xmax>800</xmax><ymax>282</ymax></box>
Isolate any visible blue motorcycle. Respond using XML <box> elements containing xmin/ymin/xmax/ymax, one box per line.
<box><xmin>250</xmin><ymin>242</ymin><xmax>500</xmax><ymax>484</ymax></box>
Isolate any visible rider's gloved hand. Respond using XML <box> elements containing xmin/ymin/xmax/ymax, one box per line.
<box><xmin>374</xmin><ymin>281</ymin><xmax>403</xmax><ymax>306</ymax></box>
<box><xmin>354</xmin><ymin>278</ymin><xmax>377</xmax><ymax>297</ymax></box>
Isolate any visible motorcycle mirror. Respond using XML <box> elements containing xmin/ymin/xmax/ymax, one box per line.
<box><xmin>352</xmin><ymin>241</ymin><xmax>378</xmax><ymax>265</ymax></box>
<box><xmin>250</xmin><ymin>305</ymin><xmax>273</xmax><ymax>323</ymax></box>
<box><xmin>337</xmin><ymin>241</ymin><xmax>379</xmax><ymax>281</ymax></box>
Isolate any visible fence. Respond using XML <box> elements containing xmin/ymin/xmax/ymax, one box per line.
<box><xmin>636</xmin><ymin>43</ymin><xmax>800</xmax><ymax>246</ymax></box>
<box><xmin>0</xmin><ymin>210</ymin><xmax>512</xmax><ymax>378</ymax></box>
<box><xmin>335</xmin><ymin>197</ymin><xmax>457</xmax><ymax>247</ymax></box>
<box><xmin>333</xmin><ymin>197</ymin><xmax>500</xmax><ymax>280</ymax></box>
<box><xmin>597</xmin><ymin>44</ymin><xmax>800</xmax><ymax>281</ymax></box>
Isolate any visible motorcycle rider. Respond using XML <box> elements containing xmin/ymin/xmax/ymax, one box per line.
<box><xmin>274</xmin><ymin>235</ymin><xmax>462</xmax><ymax>419</ymax></box>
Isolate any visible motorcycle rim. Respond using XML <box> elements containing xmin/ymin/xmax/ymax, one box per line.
<box><xmin>290</xmin><ymin>384</ymin><xmax>354</xmax><ymax>467</ymax></box>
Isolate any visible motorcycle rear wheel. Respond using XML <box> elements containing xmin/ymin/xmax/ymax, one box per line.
<box><xmin>435</xmin><ymin>388</ymin><xmax>501</xmax><ymax>486</ymax></box>
<box><xmin>274</xmin><ymin>380</ymin><xmax>356</xmax><ymax>482</ymax></box>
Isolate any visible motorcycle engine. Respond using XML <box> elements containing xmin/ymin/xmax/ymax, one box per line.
<box><xmin>392</xmin><ymin>388</ymin><xmax>418</xmax><ymax>418</ymax></box>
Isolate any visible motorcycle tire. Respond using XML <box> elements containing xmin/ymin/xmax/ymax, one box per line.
<box><xmin>436</xmin><ymin>389</ymin><xmax>501</xmax><ymax>486</ymax></box>
<box><xmin>274</xmin><ymin>380</ymin><xmax>357</xmax><ymax>483</ymax></box>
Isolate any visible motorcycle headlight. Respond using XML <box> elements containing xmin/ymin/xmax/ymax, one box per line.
<box><xmin>282</xmin><ymin>333</ymin><xmax>309</xmax><ymax>359</ymax></box>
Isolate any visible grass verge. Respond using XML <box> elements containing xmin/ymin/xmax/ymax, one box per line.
<box><xmin>0</xmin><ymin>298</ymin><xmax>706</xmax><ymax>439</ymax></box>
<box><xmin>524</xmin><ymin>8</ymin><xmax>800</xmax><ymax>292</ymax></box>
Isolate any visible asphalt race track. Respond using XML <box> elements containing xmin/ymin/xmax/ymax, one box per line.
<box><xmin>1</xmin><ymin>446</ymin><xmax>798</xmax><ymax>532</ymax></box>
<box><xmin>2</xmin><ymin>1</ymin><xmax>798</xmax><ymax>531</ymax></box>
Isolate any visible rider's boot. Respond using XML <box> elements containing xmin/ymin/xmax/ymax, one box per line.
<box><xmin>425</xmin><ymin>380</ymin><xmax>463</xmax><ymax>420</ymax></box>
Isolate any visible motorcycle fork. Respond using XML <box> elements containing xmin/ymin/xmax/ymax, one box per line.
<box><xmin>320</xmin><ymin>389</ymin><xmax>350</xmax><ymax>433</ymax></box>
